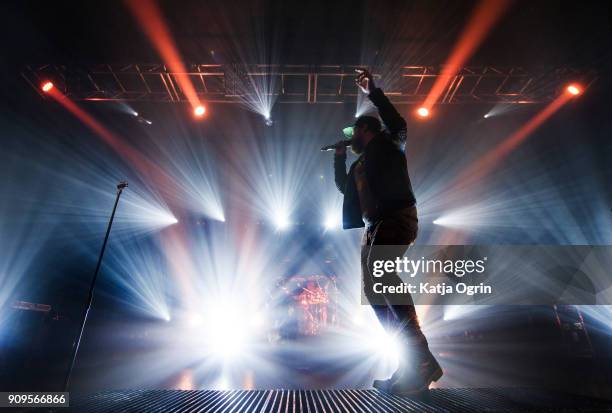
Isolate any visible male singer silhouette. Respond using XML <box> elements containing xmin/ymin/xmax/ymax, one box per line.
<box><xmin>333</xmin><ymin>69</ymin><xmax>442</xmax><ymax>394</ymax></box>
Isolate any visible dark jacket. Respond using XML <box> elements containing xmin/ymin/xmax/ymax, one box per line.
<box><xmin>334</xmin><ymin>88</ymin><xmax>416</xmax><ymax>229</ymax></box>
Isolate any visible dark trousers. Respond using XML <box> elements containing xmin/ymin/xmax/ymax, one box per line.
<box><xmin>361</xmin><ymin>207</ymin><xmax>430</xmax><ymax>361</ymax></box>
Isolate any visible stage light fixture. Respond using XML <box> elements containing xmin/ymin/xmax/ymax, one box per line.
<box><xmin>41</xmin><ymin>81</ymin><xmax>54</xmax><ymax>93</ymax></box>
<box><xmin>566</xmin><ymin>84</ymin><xmax>582</xmax><ymax>96</ymax></box>
<box><xmin>194</xmin><ymin>105</ymin><xmax>206</xmax><ymax>117</ymax></box>
<box><xmin>417</xmin><ymin>107</ymin><xmax>430</xmax><ymax>118</ymax></box>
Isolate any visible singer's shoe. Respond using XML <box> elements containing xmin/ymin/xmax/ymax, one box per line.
<box><xmin>389</xmin><ymin>354</ymin><xmax>443</xmax><ymax>396</ymax></box>
<box><xmin>372</xmin><ymin>369</ymin><xmax>401</xmax><ymax>392</ymax></box>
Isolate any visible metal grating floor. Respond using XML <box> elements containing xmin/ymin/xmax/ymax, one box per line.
<box><xmin>56</xmin><ymin>388</ymin><xmax>612</xmax><ymax>413</ymax></box>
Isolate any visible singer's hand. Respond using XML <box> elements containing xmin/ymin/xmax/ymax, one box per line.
<box><xmin>356</xmin><ymin>69</ymin><xmax>375</xmax><ymax>94</ymax></box>
<box><xmin>335</xmin><ymin>145</ymin><xmax>346</xmax><ymax>156</ymax></box>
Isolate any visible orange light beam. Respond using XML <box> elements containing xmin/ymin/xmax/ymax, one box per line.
<box><xmin>48</xmin><ymin>89</ymin><xmax>155</xmax><ymax>174</ymax></box>
<box><xmin>422</xmin><ymin>0</ymin><xmax>512</xmax><ymax>111</ymax></box>
<box><xmin>454</xmin><ymin>92</ymin><xmax>573</xmax><ymax>191</ymax></box>
<box><xmin>46</xmin><ymin>88</ymin><xmax>181</xmax><ymax>195</ymax></box>
<box><xmin>125</xmin><ymin>0</ymin><xmax>201</xmax><ymax>109</ymax></box>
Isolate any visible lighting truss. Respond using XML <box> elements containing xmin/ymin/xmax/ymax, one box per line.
<box><xmin>23</xmin><ymin>64</ymin><xmax>597</xmax><ymax>105</ymax></box>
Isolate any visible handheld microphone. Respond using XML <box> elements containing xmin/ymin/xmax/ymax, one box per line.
<box><xmin>321</xmin><ymin>140</ymin><xmax>352</xmax><ymax>151</ymax></box>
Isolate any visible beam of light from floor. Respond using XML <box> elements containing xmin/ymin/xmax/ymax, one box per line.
<box><xmin>355</xmin><ymin>93</ymin><xmax>376</xmax><ymax>120</ymax></box>
<box><xmin>421</xmin><ymin>0</ymin><xmax>512</xmax><ymax>112</ymax></box>
<box><xmin>317</xmin><ymin>171</ymin><xmax>344</xmax><ymax>232</ymax></box>
<box><xmin>18</xmin><ymin>149</ymin><xmax>178</xmax><ymax>238</ymax></box>
<box><xmin>146</xmin><ymin>119</ymin><xmax>225</xmax><ymax>222</ymax></box>
<box><xmin>224</xmin><ymin>65</ymin><xmax>279</xmax><ymax>123</ymax></box>
<box><xmin>413</xmin><ymin>105</ymin><xmax>608</xmax><ymax>246</ymax></box>
<box><xmin>156</xmin><ymin>221</ymin><xmax>304</xmax><ymax>388</ymax></box>
<box><xmin>202</xmin><ymin>1</ymin><xmax>282</xmax><ymax>121</ymax></box>
<box><xmin>429</xmin><ymin>177</ymin><xmax>610</xmax><ymax>245</ymax></box>
<box><xmin>228</xmin><ymin>120</ymin><xmax>320</xmax><ymax>231</ymax></box>
<box><xmin>124</xmin><ymin>0</ymin><xmax>202</xmax><ymax>111</ymax></box>
<box><xmin>102</xmin><ymin>235</ymin><xmax>172</xmax><ymax>321</ymax></box>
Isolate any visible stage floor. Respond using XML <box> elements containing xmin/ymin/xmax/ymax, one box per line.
<box><xmin>51</xmin><ymin>388</ymin><xmax>612</xmax><ymax>412</ymax></box>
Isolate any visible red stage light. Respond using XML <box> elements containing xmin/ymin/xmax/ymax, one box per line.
<box><xmin>416</xmin><ymin>107</ymin><xmax>430</xmax><ymax>118</ymax></box>
<box><xmin>566</xmin><ymin>84</ymin><xmax>581</xmax><ymax>96</ymax></box>
<box><xmin>41</xmin><ymin>81</ymin><xmax>54</xmax><ymax>92</ymax></box>
<box><xmin>194</xmin><ymin>105</ymin><xmax>206</xmax><ymax>117</ymax></box>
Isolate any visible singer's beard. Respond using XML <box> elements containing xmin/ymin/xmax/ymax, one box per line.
<box><xmin>351</xmin><ymin>137</ymin><xmax>365</xmax><ymax>155</ymax></box>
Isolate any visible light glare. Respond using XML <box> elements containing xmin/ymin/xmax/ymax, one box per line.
<box><xmin>417</xmin><ymin>107</ymin><xmax>430</xmax><ymax>118</ymax></box>
<box><xmin>194</xmin><ymin>105</ymin><xmax>206</xmax><ymax>117</ymax></box>
<box><xmin>324</xmin><ymin>212</ymin><xmax>340</xmax><ymax>230</ymax></box>
<box><xmin>41</xmin><ymin>81</ymin><xmax>54</xmax><ymax>92</ymax></box>
<box><xmin>275</xmin><ymin>213</ymin><xmax>290</xmax><ymax>230</ymax></box>
<box><xmin>566</xmin><ymin>84</ymin><xmax>581</xmax><ymax>96</ymax></box>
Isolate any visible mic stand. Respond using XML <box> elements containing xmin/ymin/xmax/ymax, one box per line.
<box><xmin>63</xmin><ymin>181</ymin><xmax>128</xmax><ymax>391</ymax></box>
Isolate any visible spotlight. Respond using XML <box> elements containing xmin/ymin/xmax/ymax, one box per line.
<box><xmin>432</xmin><ymin>207</ymin><xmax>486</xmax><ymax>228</ymax></box>
<box><xmin>324</xmin><ymin>212</ymin><xmax>340</xmax><ymax>230</ymax></box>
<box><xmin>249</xmin><ymin>312</ymin><xmax>266</xmax><ymax>328</ymax></box>
<box><xmin>483</xmin><ymin>114</ymin><xmax>489</xmax><ymax>119</ymax></box>
<box><xmin>416</xmin><ymin>107</ymin><xmax>430</xmax><ymax>118</ymax></box>
<box><xmin>148</xmin><ymin>210</ymin><xmax>178</xmax><ymax>226</ymax></box>
<box><xmin>194</xmin><ymin>105</ymin><xmax>206</xmax><ymax>117</ymax></box>
<box><xmin>275</xmin><ymin>214</ymin><xmax>290</xmax><ymax>231</ymax></box>
<box><xmin>133</xmin><ymin>111</ymin><xmax>139</xmax><ymax>117</ymax></box>
<box><xmin>365</xmin><ymin>327</ymin><xmax>402</xmax><ymax>362</ymax></box>
<box><xmin>566</xmin><ymin>84</ymin><xmax>582</xmax><ymax>96</ymax></box>
<box><xmin>41</xmin><ymin>81</ymin><xmax>54</xmax><ymax>93</ymax></box>
<box><xmin>264</xmin><ymin>118</ymin><xmax>273</xmax><ymax>127</ymax></box>
<box><xmin>204</xmin><ymin>303</ymin><xmax>248</xmax><ymax>359</ymax></box>
<box><xmin>186</xmin><ymin>314</ymin><xmax>203</xmax><ymax>328</ymax></box>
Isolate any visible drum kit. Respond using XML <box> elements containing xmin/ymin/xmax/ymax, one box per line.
<box><xmin>275</xmin><ymin>274</ymin><xmax>338</xmax><ymax>337</ymax></box>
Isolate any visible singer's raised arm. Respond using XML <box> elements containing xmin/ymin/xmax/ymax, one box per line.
<box><xmin>368</xmin><ymin>88</ymin><xmax>407</xmax><ymax>145</ymax></box>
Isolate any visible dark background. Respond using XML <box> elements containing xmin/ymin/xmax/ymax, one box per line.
<box><xmin>0</xmin><ymin>0</ymin><xmax>611</xmax><ymax>396</ymax></box>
